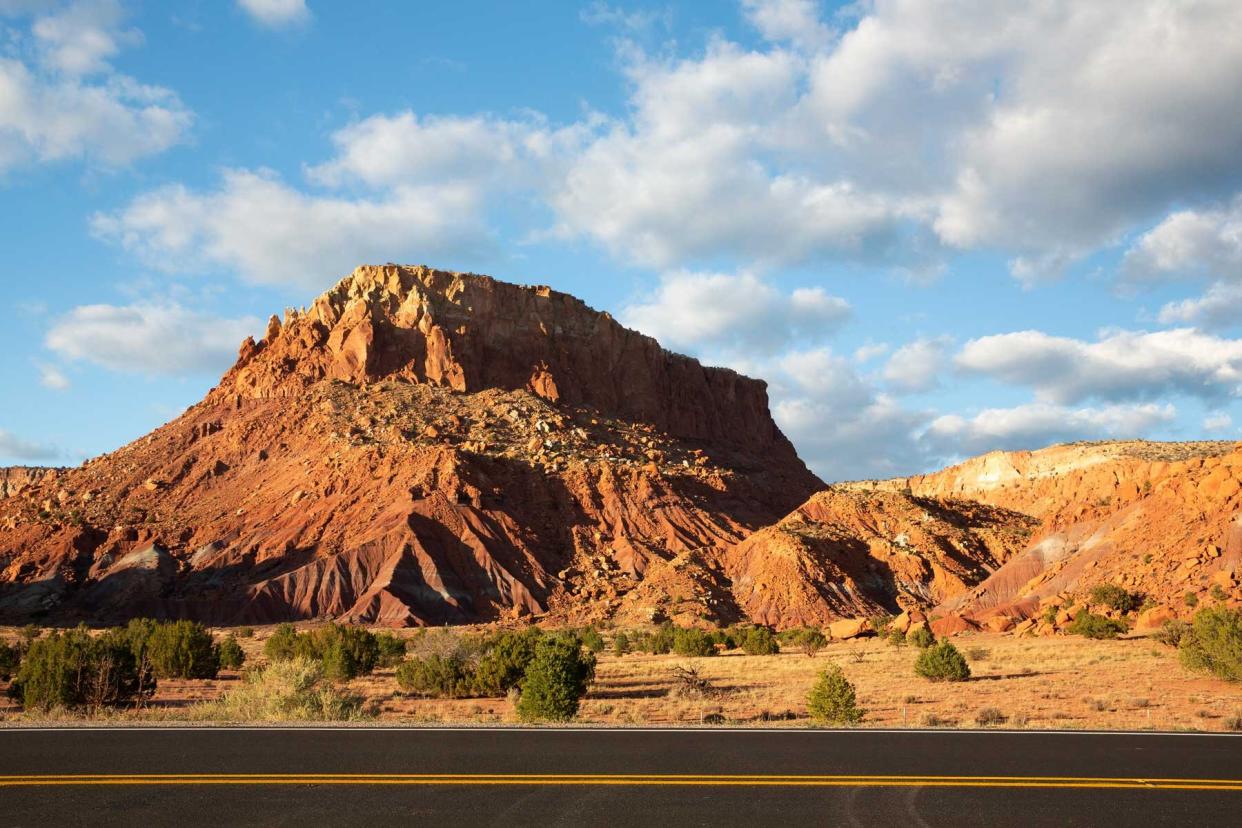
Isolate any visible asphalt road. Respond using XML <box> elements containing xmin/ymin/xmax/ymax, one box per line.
<box><xmin>1</xmin><ymin>727</ymin><xmax>1239</xmax><ymax>827</ymax></box>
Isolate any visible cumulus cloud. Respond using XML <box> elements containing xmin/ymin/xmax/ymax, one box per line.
<box><xmin>0</xmin><ymin>4</ymin><xmax>191</xmax><ymax>174</ymax></box>
<box><xmin>1123</xmin><ymin>197</ymin><xmax>1242</xmax><ymax>284</ymax></box>
<box><xmin>36</xmin><ymin>361</ymin><xmax>69</xmax><ymax>390</ymax></box>
<box><xmin>1203</xmin><ymin>412</ymin><xmax>1234</xmax><ymax>433</ymax></box>
<box><xmin>621</xmin><ymin>271</ymin><xmax>849</xmax><ymax>355</ymax></box>
<box><xmin>882</xmin><ymin>336</ymin><xmax>950</xmax><ymax>393</ymax></box>
<box><xmin>922</xmin><ymin>402</ymin><xmax>1177</xmax><ymax>458</ymax></box>
<box><xmin>1158</xmin><ymin>282</ymin><xmax>1242</xmax><ymax>332</ymax></box>
<box><xmin>956</xmin><ymin>329</ymin><xmax>1242</xmax><ymax>404</ymax></box>
<box><xmin>0</xmin><ymin>428</ymin><xmax>60</xmax><ymax>461</ymax></box>
<box><xmin>91</xmin><ymin>169</ymin><xmax>490</xmax><ymax>288</ymax></box>
<box><xmin>236</xmin><ymin>0</ymin><xmax>310</xmax><ymax>28</ymax></box>
<box><xmin>741</xmin><ymin>0</ymin><xmax>833</xmax><ymax>52</ymax></box>
<box><xmin>45</xmin><ymin>303</ymin><xmax>261</xmax><ymax>376</ymax></box>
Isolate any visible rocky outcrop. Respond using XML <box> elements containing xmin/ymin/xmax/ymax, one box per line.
<box><xmin>724</xmin><ymin>488</ymin><xmax>1037</xmax><ymax>627</ymax></box>
<box><xmin>0</xmin><ymin>265</ymin><xmax>822</xmax><ymax>626</ymax></box>
<box><xmin>0</xmin><ymin>467</ymin><xmax>62</xmax><ymax>499</ymax></box>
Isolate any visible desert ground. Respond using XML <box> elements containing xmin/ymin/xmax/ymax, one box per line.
<box><xmin>2</xmin><ymin>626</ymin><xmax>1238</xmax><ymax>731</ymax></box>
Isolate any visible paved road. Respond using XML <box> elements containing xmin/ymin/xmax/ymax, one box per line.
<box><xmin>1</xmin><ymin>727</ymin><xmax>1239</xmax><ymax>826</ymax></box>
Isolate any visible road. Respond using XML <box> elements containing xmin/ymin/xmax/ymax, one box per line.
<box><xmin>1</xmin><ymin>727</ymin><xmax>1239</xmax><ymax>826</ymax></box>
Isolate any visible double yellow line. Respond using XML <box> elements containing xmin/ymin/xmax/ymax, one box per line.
<box><xmin>1</xmin><ymin>774</ymin><xmax>1240</xmax><ymax>790</ymax></box>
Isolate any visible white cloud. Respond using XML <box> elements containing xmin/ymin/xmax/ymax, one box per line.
<box><xmin>0</xmin><ymin>428</ymin><xmax>60</xmax><ymax>462</ymax></box>
<box><xmin>922</xmin><ymin>402</ymin><xmax>1177</xmax><ymax>458</ymax></box>
<box><xmin>882</xmin><ymin>336</ymin><xmax>950</xmax><ymax>393</ymax></box>
<box><xmin>1123</xmin><ymin>197</ymin><xmax>1242</xmax><ymax>284</ymax></box>
<box><xmin>36</xmin><ymin>361</ymin><xmax>69</xmax><ymax>390</ymax></box>
<box><xmin>956</xmin><ymin>329</ymin><xmax>1242</xmax><ymax>404</ymax></box>
<box><xmin>742</xmin><ymin>0</ymin><xmax>833</xmax><ymax>52</ymax></box>
<box><xmin>0</xmin><ymin>5</ymin><xmax>190</xmax><ymax>174</ymax></box>
<box><xmin>236</xmin><ymin>0</ymin><xmax>309</xmax><ymax>28</ymax></box>
<box><xmin>1203</xmin><ymin>412</ymin><xmax>1234</xmax><ymax>433</ymax></box>
<box><xmin>621</xmin><ymin>271</ymin><xmax>849</xmax><ymax>355</ymax></box>
<box><xmin>1158</xmin><ymin>282</ymin><xmax>1242</xmax><ymax>332</ymax></box>
<box><xmin>46</xmin><ymin>302</ymin><xmax>261</xmax><ymax>376</ymax></box>
<box><xmin>32</xmin><ymin>0</ymin><xmax>140</xmax><ymax>76</ymax></box>
<box><xmin>91</xmin><ymin>168</ymin><xmax>490</xmax><ymax>288</ymax></box>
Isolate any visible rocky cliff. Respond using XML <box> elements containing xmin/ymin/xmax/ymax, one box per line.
<box><xmin>0</xmin><ymin>265</ymin><xmax>823</xmax><ymax>626</ymax></box>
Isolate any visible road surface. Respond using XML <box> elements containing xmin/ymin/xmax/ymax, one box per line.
<box><xmin>1</xmin><ymin>727</ymin><xmax>1239</xmax><ymax>826</ymax></box>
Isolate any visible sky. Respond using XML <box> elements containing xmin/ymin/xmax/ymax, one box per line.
<box><xmin>1</xmin><ymin>0</ymin><xmax>1241</xmax><ymax>481</ymax></box>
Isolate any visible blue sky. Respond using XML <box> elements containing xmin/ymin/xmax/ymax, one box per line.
<box><xmin>2</xmin><ymin>0</ymin><xmax>1241</xmax><ymax>480</ymax></box>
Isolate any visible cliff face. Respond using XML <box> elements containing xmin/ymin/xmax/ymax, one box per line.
<box><xmin>0</xmin><ymin>467</ymin><xmax>62</xmax><ymax>499</ymax></box>
<box><xmin>849</xmin><ymin>441</ymin><xmax>1242</xmax><ymax>632</ymax></box>
<box><xmin>0</xmin><ymin>265</ymin><xmax>822</xmax><ymax>626</ymax></box>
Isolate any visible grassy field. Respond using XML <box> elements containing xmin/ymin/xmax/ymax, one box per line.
<box><xmin>2</xmin><ymin>627</ymin><xmax>1239</xmax><ymax>730</ymax></box>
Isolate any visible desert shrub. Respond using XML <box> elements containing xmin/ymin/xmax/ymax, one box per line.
<box><xmin>1153</xmin><ymin>619</ymin><xmax>1191</xmax><ymax>648</ymax></box>
<box><xmin>1226</xmin><ymin>713</ymin><xmax>1242</xmax><ymax>732</ymax></box>
<box><xmin>146</xmin><ymin>620</ymin><xmax>219</xmax><ymax>679</ymax></box>
<box><xmin>672</xmin><ymin>627</ymin><xmax>717</xmax><ymax>657</ymax></box>
<box><xmin>473</xmin><ymin>628</ymin><xmax>543</xmax><ymax>696</ymax></box>
<box><xmin>375</xmin><ymin>632</ymin><xmax>407</xmax><ymax>668</ymax></box>
<box><xmin>1089</xmin><ymin>583</ymin><xmax>1141</xmax><ymax>613</ymax></box>
<box><xmin>1068</xmin><ymin>610</ymin><xmax>1127</xmax><ymax>640</ymax></box>
<box><xmin>908</xmin><ymin>627</ymin><xmax>936</xmax><ymax>649</ymax></box>
<box><xmin>264</xmin><ymin>623</ymin><xmax>300</xmax><ymax>661</ymax></box>
<box><xmin>975</xmin><ymin>707</ymin><xmax>1006</xmax><ymax>726</ymax></box>
<box><xmin>0</xmin><ymin>641</ymin><xmax>19</xmax><ymax>681</ymax></box>
<box><xmin>868</xmin><ymin>614</ymin><xmax>894</xmax><ymax>636</ymax></box>
<box><xmin>648</xmin><ymin>623</ymin><xmax>676</xmax><ymax>655</ymax></box>
<box><xmin>11</xmin><ymin>626</ymin><xmax>153</xmax><ymax>711</ymax></box>
<box><xmin>966</xmin><ymin>646</ymin><xmax>990</xmax><ymax>661</ymax></box>
<box><xmin>235</xmin><ymin>627</ymin><xmax>255</xmax><ymax>638</ymax></box>
<box><xmin>396</xmin><ymin>653</ymin><xmax>476</xmax><ymax>698</ymax></box>
<box><xmin>781</xmin><ymin>627</ymin><xmax>827</xmax><ymax>657</ymax></box>
<box><xmin>737</xmin><ymin>625</ymin><xmax>780</xmax><ymax>656</ymax></box>
<box><xmin>1185</xmin><ymin>591</ymin><xmax>1199</xmax><ymax>607</ymax></box>
<box><xmin>886</xmin><ymin>628</ymin><xmax>907</xmax><ymax>647</ymax></box>
<box><xmin>914</xmin><ymin>641</ymin><xmax>971</xmax><ymax>682</ymax></box>
<box><xmin>515</xmin><ymin>635</ymin><xmax>596</xmax><ymax>722</ymax></box>
<box><xmin>201</xmin><ymin>657</ymin><xmax>368</xmax><ymax>721</ymax></box>
<box><xmin>1178</xmin><ymin>606</ymin><xmax>1242</xmax><ymax>682</ymax></box>
<box><xmin>806</xmin><ymin>664</ymin><xmax>863</xmax><ymax>724</ymax></box>
<box><xmin>612</xmin><ymin>630</ymin><xmax>631</xmax><ymax>656</ymax></box>
<box><xmin>1042</xmin><ymin>604</ymin><xmax>1060</xmax><ymax>625</ymax></box>
<box><xmin>216</xmin><ymin>635</ymin><xmax>246</xmax><ymax>671</ymax></box>
<box><xmin>580</xmin><ymin>627</ymin><xmax>606</xmax><ymax>654</ymax></box>
<box><xmin>1210</xmin><ymin>584</ymin><xmax>1229</xmax><ymax>603</ymax></box>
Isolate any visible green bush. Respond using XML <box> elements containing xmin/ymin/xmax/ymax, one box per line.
<box><xmin>672</xmin><ymin>627</ymin><xmax>717</xmax><ymax>657</ymax></box>
<box><xmin>216</xmin><ymin>636</ymin><xmax>246</xmax><ymax>671</ymax></box>
<box><xmin>0</xmin><ymin>641</ymin><xmax>19</xmax><ymax>681</ymax></box>
<box><xmin>1210</xmin><ymin>584</ymin><xmax>1229</xmax><ymax>603</ymax></box>
<box><xmin>1179</xmin><ymin>606</ymin><xmax>1242</xmax><ymax>682</ymax></box>
<box><xmin>580</xmin><ymin>627</ymin><xmax>606</xmax><ymax>654</ymax></box>
<box><xmin>264</xmin><ymin>623</ymin><xmax>300</xmax><ymax>661</ymax></box>
<box><xmin>886</xmin><ymin>628</ymin><xmax>907</xmax><ymax>647</ymax></box>
<box><xmin>908</xmin><ymin>627</ymin><xmax>936</xmax><ymax>649</ymax></box>
<box><xmin>201</xmin><ymin>658</ymin><xmax>368</xmax><ymax>721</ymax></box>
<box><xmin>396</xmin><ymin>653</ymin><xmax>476</xmax><ymax>698</ymax></box>
<box><xmin>1068</xmin><ymin>610</ymin><xmax>1127</xmax><ymax>640</ymax></box>
<box><xmin>868</xmin><ymin>614</ymin><xmax>894</xmax><ymax>636</ymax></box>
<box><xmin>648</xmin><ymin>623</ymin><xmax>676</xmax><ymax>655</ymax></box>
<box><xmin>473</xmin><ymin>628</ymin><xmax>542</xmax><ymax>696</ymax></box>
<box><xmin>1185</xmin><ymin>592</ymin><xmax>1199</xmax><ymax>607</ymax></box>
<box><xmin>612</xmin><ymin>630</ymin><xmax>631</xmax><ymax>656</ymax></box>
<box><xmin>1089</xmin><ymin>584</ymin><xmax>1141</xmax><ymax>613</ymax></box>
<box><xmin>914</xmin><ymin>641</ymin><xmax>971</xmax><ymax>682</ymax></box>
<box><xmin>1153</xmin><ymin>619</ymin><xmax>1190</xmax><ymax>648</ymax></box>
<box><xmin>235</xmin><ymin>627</ymin><xmax>255</xmax><ymax>638</ymax></box>
<box><xmin>737</xmin><ymin>625</ymin><xmax>780</xmax><ymax>656</ymax></box>
<box><xmin>147</xmin><ymin>620</ymin><xmax>219</xmax><ymax>679</ymax></box>
<box><xmin>10</xmin><ymin>626</ymin><xmax>153</xmax><ymax>711</ymax></box>
<box><xmin>1042</xmin><ymin>604</ymin><xmax>1060</xmax><ymax>625</ymax></box>
<box><xmin>806</xmin><ymin>664</ymin><xmax>863</xmax><ymax>724</ymax></box>
<box><xmin>375</xmin><ymin>632</ymin><xmax>407</xmax><ymax>668</ymax></box>
<box><xmin>515</xmin><ymin>635</ymin><xmax>596</xmax><ymax>722</ymax></box>
<box><xmin>295</xmin><ymin>625</ymin><xmax>380</xmax><ymax>681</ymax></box>
<box><xmin>780</xmin><ymin>627</ymin><xmax>827</xmax><ymax>656</ymax></box>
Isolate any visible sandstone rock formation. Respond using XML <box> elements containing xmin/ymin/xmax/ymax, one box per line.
<box><xmin>0</xmin><ymin>266</ymin><xmax>823</xmax><ymax>626</ymax></box>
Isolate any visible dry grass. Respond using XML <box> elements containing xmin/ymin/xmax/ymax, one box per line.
<box><xmin>1</xmin><ymin>628</ymin><xmax>1239</xmax><ymax>730</ymax></box>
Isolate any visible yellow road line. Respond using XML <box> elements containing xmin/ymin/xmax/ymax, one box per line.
<box><xmin>1</xmin><ymin>774</ymin><xmax>1240</xmax><ymax>790</ymax></box>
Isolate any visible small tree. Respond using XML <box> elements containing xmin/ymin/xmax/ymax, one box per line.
<box><xmin>1089</xmin><ymin>584</ymin><xmax>1140</xmax><ymax>613</ymax></box>
<box><xmin>672</xmin><ymin>627</ymin><xmax>717</xmax><ymax>657</ymax></box>
<box><xmin>216</xmin><ymin>635</ymin><xmax>246</xmax><ymax>670</ymax></box>
<box><xmin>1153</xmin><ymin>619</ymin><xmax>1190</xmax><ymax>648</ymax></box>
<box><xmin>612</xmin><ymin>630</ymin><xmax>631</xmax><ymax>656</ymax></box>
<box><xmin>396</xmin><ymin>654</ymin><xmax>476</xmax><ymax>698</ymax></box>
<box><xmin>738</xmin><ymin>625</ymin><xmax>780</xmax><ymax>656</ymax></box>
<box><xmin>298</xmin><ymin>625</ymin><xmax>380</xmax><ymax>681</ymax></box>
<box><xmin>648</xmin><ymin>623</ymin><xmax>676</xmax><ymax>655</ymax></box>
<box><xmin>147</xmin><ymin>620</ymin><xmax>219</xmax><ymax>679</ymax></box>
<box><xmin>886</xmin><ymin>628</ymin><xmax>907</xmax><ymax>648</ymax></box>
<box><xmin>580</xmin><ymin>627</ymin><xmax>606</xmax><ymax>654</ymax></box>
<box><xmin>807</xmin><ymin>664</ymin><xmax>863</xmax><ymax>724</ymax></box>
<box><xmin>908</xmin><ymin>626</ymin><xmax>936</xmax><ymax>649</ymax></box>
<box><xmin>0</xmin><ymin>640</ymin><xmax>19</xmax><ymax>681</ymax></box>
<box><xmin>473</xmin><ymin>628</ymin><xmax>542</xmax><ymax>696</ymax></box>
<box><xmin>375</xmin><ymin>632</ymin><xmax>407</xmax><ymax>668</ymax></box>
<box><xmin>515</xmin><ymin>636</ymin><xmax>596</xmax><ymax>722</ymax></box>
<box><xmin>914</xmin><ymin>641</ymin><xmax>971</xmax><ymax>682</ymax></box>
<box><xmin>1179</xmin><ymin>606</ymin><xmax>1242</xmax><ymax>682</ymax></box>
<box><xmin>1068</xmin><ymin>610</ymin><xmax>1127</xmax><ymax>640</ymax></box>
<box><xmin>264</xmin><ymin>623</ymin><xmax>299</xmax><ymax>661</ymax></box>
<box><xmin>11</xmin><ymin>626</ymin><xmax>151</xmax><ymax>711</ymax></box>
